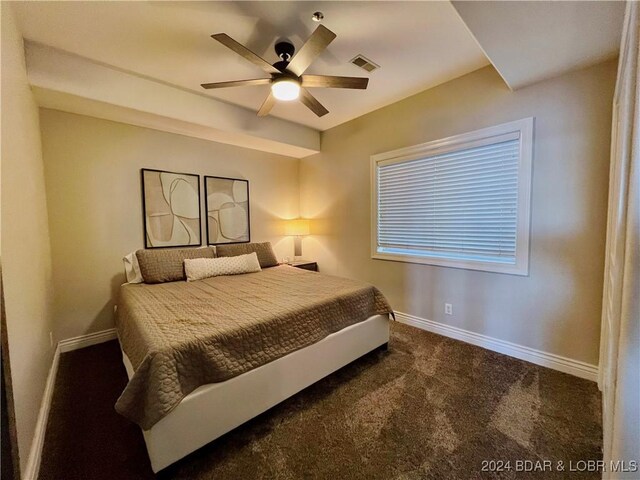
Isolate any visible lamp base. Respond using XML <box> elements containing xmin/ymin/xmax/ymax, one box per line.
<box><xmin>294</xmin><ymin>236</ymin><xmax>302</xmax><ymax>257</ymax></box>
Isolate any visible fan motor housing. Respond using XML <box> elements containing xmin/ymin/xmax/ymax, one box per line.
<box><xmin>273</xmin><ymin>60</ymin><xmax>290</xmax><ymax>73</ymax></box>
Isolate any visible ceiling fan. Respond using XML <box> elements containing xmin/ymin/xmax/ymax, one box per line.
<box><xmin>201</xmin><ymin>25</ymin><xmax>369</xmax><ymax>118</ymax></box>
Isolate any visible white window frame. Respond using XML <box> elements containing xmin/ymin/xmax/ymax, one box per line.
<box><xmin>371</xmin><ymin>117</ymin><xmax>534</xmax><ymax>275</ymax></box>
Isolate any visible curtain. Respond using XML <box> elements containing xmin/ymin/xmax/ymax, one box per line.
<box><xmin>599</xmin><ymin>2</ymin><xmax>640</xmax><ymax>477</ymax></box>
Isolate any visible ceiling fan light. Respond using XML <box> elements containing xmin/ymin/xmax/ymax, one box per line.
<box><xmin>271</xmin><ymin>79</ymin><xmax>300</xmax><ymax>101</ymax></box>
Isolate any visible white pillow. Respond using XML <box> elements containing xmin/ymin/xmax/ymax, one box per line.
<box><xmin>184</xmin><ymin>252</ymin><xmax>261</xmax><ymax>282</ymax></box>
<box><xmin>123</xmin><ymin>252</ymin><xmax>143</xmax><ymax>284</ymax></box>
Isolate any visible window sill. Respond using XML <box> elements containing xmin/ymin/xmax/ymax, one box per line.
<box><xmin>371</xmin><ymin>251</ymin><xmax>529</xmax><ymax>276</ymax></box>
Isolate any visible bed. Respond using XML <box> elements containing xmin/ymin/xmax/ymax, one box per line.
<box><xmin>115</xmin><ymin>262</ymin><xmax>392</xmax><ymax>472</ymax></box>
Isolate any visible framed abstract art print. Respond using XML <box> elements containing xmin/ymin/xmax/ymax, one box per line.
<box><xmin>204</xmin><ymin>176</ymin><xmax>250</xmax><ymax>245</ymax></box>
<box><xmin>141</xmin><ymin>168</ymin><xmax>201</xmax><ymax>248</ymax></box>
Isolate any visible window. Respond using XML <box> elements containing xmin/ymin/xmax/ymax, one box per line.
<box><xmin>371</xmin><ymin>118</ymin><xmax>533</xmax><ymax>275</ymax></box>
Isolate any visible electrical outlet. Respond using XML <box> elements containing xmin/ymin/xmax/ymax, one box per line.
<box><xmin>49</xmin><ymin>331</ymin><xmax>54</xmax><ymax>348</ymax></box>
<box><xmin>445</xmin><ymin>303</ymin><xmax>453</xmax><ymax>315</ymax></box>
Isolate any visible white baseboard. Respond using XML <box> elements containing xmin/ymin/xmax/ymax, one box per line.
<box><xmin>23</xmin><ymin>328</ymin><xmax>118</xmax><ymax>479</ymax></box>
<box><xmin>23</xmin><ymin>344</ymin><xmax>59</xmax><ymax>480</ymax></box>
<box><xmin>395</xmin><ymin>311</ymin><xmax>598</xmax><ymax>382</ymax></box>
<box><xmin>58</xmin><ymin>328</ymin><xmax>117</xmax><ymax>353</ymax></box>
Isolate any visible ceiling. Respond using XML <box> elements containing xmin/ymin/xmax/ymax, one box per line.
<box><xmin>12</xmin><ymin>1</ymin><xmax>489</xmax><ymax>131</ymax></box>
<box><xmin>452</xmin><ymin>1</ymin><xmax>625</xmax><ymax>90</ymax></box>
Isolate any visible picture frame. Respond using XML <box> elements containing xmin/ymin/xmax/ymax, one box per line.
<box><xmin>204</xmin><ymin>175</ymin><xmax>251</xmax><ymax>245</ymax></box>
<box><xmin>141</xmin><ymin>168</ymin><xmax>202</xmax><ymax>249</ymax></box>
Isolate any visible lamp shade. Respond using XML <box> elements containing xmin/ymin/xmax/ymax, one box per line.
<box><xmin>285</xmin><ymin>218</ymin><xmax>310</xmax><ymax>236</ymax></box>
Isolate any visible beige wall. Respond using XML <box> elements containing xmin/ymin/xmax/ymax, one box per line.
<box><xmin>1</xmin><ymin>5</ymin><xmax>56</xmax><ymax>473</ymax></box>
<box><xmin>301</xmin><ymin>61</ymin><xmax>617</xmax><ymax>365</ymax></box>
<box><xmin>39</xmin><ymin>110</ymin><xmax>300</xmax><ymax>341</ymax></box>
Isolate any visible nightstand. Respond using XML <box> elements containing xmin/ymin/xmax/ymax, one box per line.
<box><xmin>289</xmin><ymin>260</ymin><xmax>318</xmax><ymax>272</ymax></box>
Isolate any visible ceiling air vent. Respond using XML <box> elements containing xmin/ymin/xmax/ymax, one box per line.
<box><xmin>350</xmin><ymin>54</ymin><xmax>379</xmax><ymax>73</ymax></box>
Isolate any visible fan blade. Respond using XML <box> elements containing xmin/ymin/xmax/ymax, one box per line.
<box><xmin>286</xmin><ymin>25</ymin><xmax>336</xmax><ymax>77</ymax></box>
<box><xmin>257</xmin><ymin>92</ymin><xmax>276</xmax><ymax>117</ymax></box>
<box><xmin>211</xmin><ymin>33</ymin><xmax>280</xmax><ymax>75</ymax></box>
<box><xmin>201</xmin><ymin>78</ymin><xmax>271</xmax><ymax>89</ymax></box>
<box><xmin>301</xmin><ymin>75</ymin><xmax>368</xmax><ymax>89</ymax></box>
<box><xmin>299</xmin><ymin>88</ymin><xmax>329</xmax><ymax>117</ymax></box>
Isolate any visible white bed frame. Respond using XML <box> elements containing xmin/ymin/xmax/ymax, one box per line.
<box><xmin>120</xmin><ymin>314</ymin><xmax>390</xmax><ymax>472</ymax></box>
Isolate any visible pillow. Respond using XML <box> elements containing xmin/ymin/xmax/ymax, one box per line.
<box><xmin>136</xmin><ymin>247</ymin><xmax>215</xmax><ymax>284</ymax></box>
<box><xmin>215</xmin><ymin>242</ymin><xmax>278</xmax><ymax>268</ymax></box>
<box><xmin>184</xmin><ymin>253</ymin><xmax>261</xmax><ymax>281</ymax></box>
<box><xmin>123</xmin><ymin>252</ymin><xmax>143</xmax><ymax>284</ymax></box>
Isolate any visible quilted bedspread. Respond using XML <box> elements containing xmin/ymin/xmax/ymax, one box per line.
<box><xmin>115</xmin><ymin>265</ymin><xmax>392</xmax><ymax>429</ymax></box>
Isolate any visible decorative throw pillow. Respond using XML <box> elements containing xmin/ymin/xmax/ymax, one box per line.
<box><xmin>215</xmin><ymin>242</ymin><xmax>278</xmax><ymax>268</ymax></box>
<box><xmin>122</xmin><ymin>252</ymin><xmax>143</xmax><ymax>284</ymax></box>
<box><xmin>136</xmin><ymin>247</ymin><xmax>215</xmax><ymax>284</ymax></box>
<box><xmin>184</xmin><ymin>253</ymin><xmax>261</xmax><ymax>281</ymax></box>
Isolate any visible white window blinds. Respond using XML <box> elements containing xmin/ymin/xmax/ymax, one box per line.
<box><xmin>372</xmin><ymin>118</ymin><xmax>533</xmax><ymax>275</ymax></box>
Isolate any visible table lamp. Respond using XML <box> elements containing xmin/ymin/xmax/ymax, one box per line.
<box><xmin>285</xmin><ymin>218</ymin><xmax>310</xmax><ymax>259</ymax></box>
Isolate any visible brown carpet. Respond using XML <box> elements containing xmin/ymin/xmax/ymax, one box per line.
<box><xmin>39</xmin><ymin>322</ymin><xmax>602</xmax><ymax>480</ymax></box>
